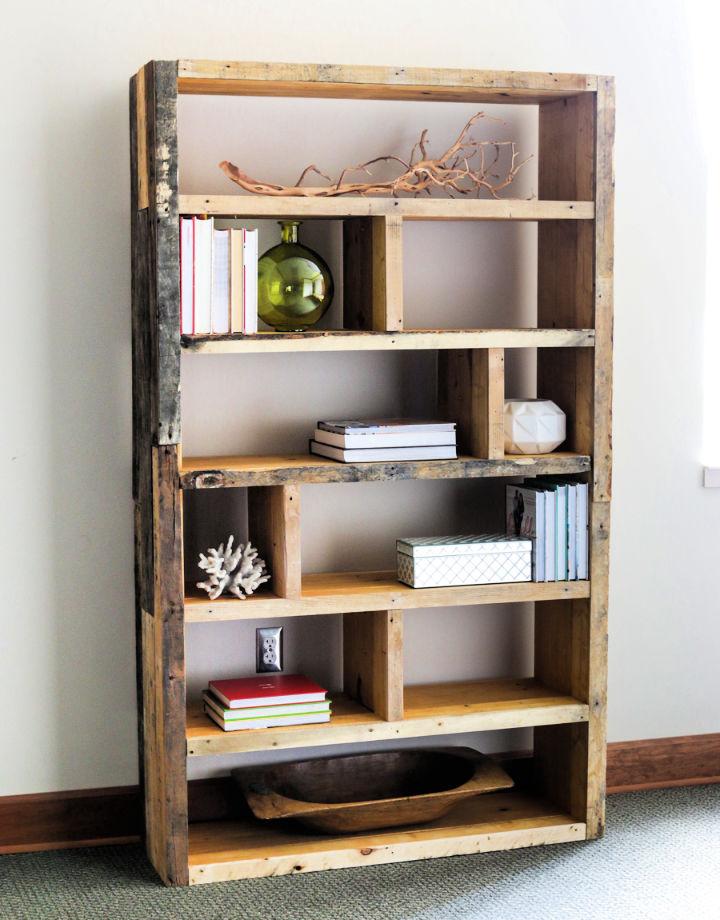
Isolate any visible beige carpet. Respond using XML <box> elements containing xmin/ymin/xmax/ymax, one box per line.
<box><xmin>1</xmin><ymin>785</ymin><xmax>718</xmax><ymax>920</ymax></box>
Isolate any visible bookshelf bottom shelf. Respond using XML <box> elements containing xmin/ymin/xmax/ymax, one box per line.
<box><xmin>187</xmin><ymin>791</ymin><xmax>585</xmax><ymax>883</ymax></box>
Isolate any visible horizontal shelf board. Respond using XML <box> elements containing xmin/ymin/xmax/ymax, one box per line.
<box><xmin>178</xmin><ymin>60</ymin><xmax>597</xmax><ymax>107</ymax></box>
<box><xmin>180</xmin><ymin>452</ymin><xmax>591</xmax><ymax>489</ymax></box>
<box><xmin>179</xmin><ymin>195</ymin><xmax>594</xmax><ymax>221</ymax></box>
<box><xmin>188</xmin><ymin>791</ymin><xmax>585</xmax><ymax>883</ymax></box>
<box><xmin>186</xmin><ymin>678</ymin><xmax>589</xmax><ymax>757</ymax></box>
<box><xmin>182</xmin><ymin>328</ymin><xmax>595</xmax><ymax>354</ymax></box>
<box><xmin>185</xmin><ymin>571</ymin><xmax>590</xmax><ymax>621</ymax></box>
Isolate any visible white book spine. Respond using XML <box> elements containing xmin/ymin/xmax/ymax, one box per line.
<box><xmin>576</xmin><ymin>483</ymin><xmax>589</xmax><ymax>579</ymax></box>
<box><xmin>243</xmin><ymin>229</ymin><xmax>258</xmax><ymax>334</ymax></box>
<box><xmin>229</xmin><ymin>228</ymin><xmax>245</xmax><ymax>334</ymax></box>
<box><xmin>555</xmin><ymin>486</ymin><xmax>567</xmax><ymax>581</ymax></box>
<box><xmin>193</xmin><ymin>217</ymin><xmax>213</xmax><ymax>334</ymax></box>
<box><xmin>180</xmin><ymin>218</ymin><xmax>194</xmax><ymax>334</ymax></box>
<box><xmin>566</xmin><ymin>484</ymin><xmax>577</xmax><ymax>580</ymax></box>
<box><xmin>544</xmin><ymin>490</ymin><xmax>556</xmax><ymax>582</ymax></box>
<box><xmin>314</xmin><ymin>429</ymin><xmax>456</xmax><ymax>449</ymax></box>
<box><xmin>211</xmin><ymin>229</ymin><xmax>230</xmax><ymax>334</ymax></box>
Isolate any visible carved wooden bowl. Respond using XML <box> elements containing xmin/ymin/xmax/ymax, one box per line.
<box><xmin>232</xmin><ymin>747</ymin><xmax>513</xmax><ymax>834</ymax></box>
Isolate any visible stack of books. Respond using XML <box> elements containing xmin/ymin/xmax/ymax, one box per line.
<box><xmin>505</xmin><ymin>479</ymin><xmax>589</xmax><ymax>582</ymax></box>
<box><xmin>180</xmin><ymin>217</ymin><xmax>258</xmax><ymax>336</ymax></box>
<box><xmin>202</xmin><ymin>674</ymin><xmax>330</xmax><ymax>732</ymax></box>
<box><xmin>309</xmin><ymin>419</ymin><xmax>458</xmax><ymax>463</ymax></box>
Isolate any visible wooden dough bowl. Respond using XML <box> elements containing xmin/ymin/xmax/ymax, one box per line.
<box><xmin>232</xmin><ymin>747</ymin><xmax>514</xmax><ymax>834</ymax></box>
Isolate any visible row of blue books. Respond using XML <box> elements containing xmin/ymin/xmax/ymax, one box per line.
<box><xmin>506</xmin><ymin>480</ymin><xmax>589</xmax><ymax>582</ymax></box>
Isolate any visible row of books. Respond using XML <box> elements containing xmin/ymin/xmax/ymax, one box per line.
<box><xmin>203</xmin><ymin>673</ymin><xmax>329</xmax><ymax>732</ymax></box>
<box><xmin>309</xmin><ymin>418</ymin><xmax>458</xmax><ymax>463</ymax></box>
<box><xmin>180</xmin><ymin>217</ymin><xmax>258</xmax><ymax>336</ymax></box>
<box><xmin>506</xmin><ymin>479</ymin><xmax>589</xmax><ymax>582</ymax></box>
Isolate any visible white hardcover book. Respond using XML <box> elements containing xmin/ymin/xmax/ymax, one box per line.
<box><xmin>180</xmin><ymin>218</ymin><xmax>194</xmax><ymax>334</ymax></box>
<box><xmin>310</xmin><ymin>441</ymin><xmax>457</xmax><ymax>463</ymax></box>
<box><xmin>566</xmin><ymin>484</ymin><xmax>577</xmax><ymax>580</ymax></box>
<box><xmin>243</xmin><ymin>229</ymin><xmax>258</xmax><ymax>334</ymax></box>
<box><xmin>544</xmin><ymin>489</ymin><xmax>556</xmax><ymax>582</ymax></box>
<box><xmin>576</xmin><ymin>482</ymin><xmax>589</xmax><ymax>579</ymax></box>
<box><xmin>318</xmin><ymin>419</ymin><xmax>456</xmax><ymax>435</ymax></box>
<box><xmin>229</xmin><ymin>228</ymin><xmax>245</xmax><ymax>333</ymax></box>
<box><xmin>211</xmin><ymin>228</ymin><xmax>230</xmax><ymax>334</ymax></box>
<box><xmin>506</xmin><ymin>486</ymin><xmax>545</xmax><ymax>582</ymax></box>
<box><xmin>193</xmin><ymin>217</ymin><xmax>213</xmax><ymax>334</ymax></box>
<box><xmin>314</xmin><ymin>428</ymin><xmax>456</xmax><ymax>449</ymax></box>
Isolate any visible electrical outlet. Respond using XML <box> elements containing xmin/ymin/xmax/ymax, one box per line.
<box><xmin>256</xmin><ymin>626</ymin><xmax>283</xmax><ymax>673</ymax></box>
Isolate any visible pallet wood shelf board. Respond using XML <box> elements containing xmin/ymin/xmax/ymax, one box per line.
<box><xmin>185</xmin><ymin>571</ymin><xmax>591</xmax><ymax>621</ymax></box>
<box><xmin>177</xmin><ymin>60</ymin><xmax>596</xmax><ymax>105</ymax></box>
<box><xmin>186</xmin><ymin>678</ymin><xmax>589</xmax><ymax>756</ymax></box>
<box><xmin>179</xmin><ymin>452</ymin><xmax>591</xmax><ymax>489</ymax></box>
<box><xmin>187</xmin><ymin>792</ymin><xmax>585</xmax><ymax>883</ymax></box>
<box><xmin>179</xmin><ymin>195</ymin><xmax>594</xmax><ymax>221</ymax></box>
<box><xmin>181</xmin><ymin>328</ymin><xmax>596</xmax><ymax>354</ymax></box>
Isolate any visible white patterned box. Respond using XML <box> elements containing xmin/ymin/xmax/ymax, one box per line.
<box><xmin>396</xmin><ymin>534</ymin><xmax>532</xmax><ymax>588</ymax></box>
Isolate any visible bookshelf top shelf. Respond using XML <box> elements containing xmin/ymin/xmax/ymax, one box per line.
<box><xmin>179</xmin><ymin>196</ymin><xmax>594</xmax><ymax>221</ymax></box>
<box><xmin>176</xmin><ymin>60</ymin><xmax>600</xmax><ymax>104</ymax></box>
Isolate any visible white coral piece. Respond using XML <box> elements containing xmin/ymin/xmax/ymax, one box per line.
<box><xmin>197</xmin><ymin>535</ymin><xmax>270</xmax><ymax>600</ymax></box>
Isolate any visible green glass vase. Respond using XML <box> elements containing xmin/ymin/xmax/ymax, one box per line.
<box><xmin>257</xmin><ymin>221</ymin><xmax>334</xmax><ymax>332</ymax></box>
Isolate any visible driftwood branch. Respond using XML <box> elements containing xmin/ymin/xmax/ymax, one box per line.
<box><xmin>219</xmin><ymin>112</ymin><xmax>531</xmax><ymax>199</ymax></box>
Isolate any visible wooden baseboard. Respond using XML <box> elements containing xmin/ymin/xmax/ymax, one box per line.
<box><xmin>606</xmin><ymin>732</ymin><xmax>720</xmax><ymax>794</ymax></box>
<box><xmin>1</xmin><ymin>734</ymin><xmax>718</xmax><ymax>855</ymax></box>
<box><xmin>0</xmin><ymin>786</ymin><xmax>141</xmax><ymax>855</ymax></box>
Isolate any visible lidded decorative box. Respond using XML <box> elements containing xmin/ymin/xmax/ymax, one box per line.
<box><xmin>396</xmin><ymin>534</ymin><xmax>532</xmax><ymax>588</ymax></box>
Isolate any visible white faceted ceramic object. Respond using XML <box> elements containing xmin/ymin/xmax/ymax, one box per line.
<box><xmin>504</xmin><ymin>399</ymin><xmax>566</xmax><ymax>454</ymax></box>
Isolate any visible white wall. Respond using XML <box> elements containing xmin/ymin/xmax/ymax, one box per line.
<box><xmin>2</xmin><ymin>0</ymin><xmax>718</xmax><ymax>796</ymax></box>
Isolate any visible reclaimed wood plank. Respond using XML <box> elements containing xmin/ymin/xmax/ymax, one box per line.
<box><xmin>179</xmin><ymin>452</ymin><xmax>591</xmax><ymax>489</ymax></box>
<box><xmin>181</xmin><ymin>328</ymin><xmax>595</xmax><ymax>354</ymax></box>
<box><xmin>180</xmin><ymin>195</ymin><xmax>595</xmax><ymax>221</ymax></box>
<box><xmin>343</xmin><ymin>610</ymin><xmax>403</xmax><ymax>721</ymax></box>
<box><xmin>187</xmin><ymin>678</ymin><xmax>589</xmax><ymax>756</ymax></box>
<box><xmin>247</xmin><ymin>485</ymin><xmax>301</xmax><ymax>599</ymax></box>
<box><xmin>177</xmin><ymin>60</ymin><xmax>596</xmax><ymax>103</ymax></box>
<box><xmin>184</xmin><ymin>571</ymin><xmax>590</xmax><ymax>621</ymax></box>
<box><xmin>187</xmin><ymin>792</ymin><xmax>584</xmax><ymax>883</ymax></box>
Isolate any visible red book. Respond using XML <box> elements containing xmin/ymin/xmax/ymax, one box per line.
<box><xmin>208</xmin><ymin>674</ymin><xmax>327</xmax><ymax>709</ymax></box>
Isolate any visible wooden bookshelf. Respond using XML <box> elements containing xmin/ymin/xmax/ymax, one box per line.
<box><xmin>131</xmin><ymin>60</ymin><xmax>614</xmax><ymax>886</ymax></box>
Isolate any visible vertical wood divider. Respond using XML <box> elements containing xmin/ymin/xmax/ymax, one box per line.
<box><xmin>372</xmin><ymin>215</ymin><xmax>403</xmax><ymax>331</ymax></box>
<box><xmin>343</xmin><ymin>610</ymin><xmax>404</xmax><ymax>721</ymax></box>
<box><xmin>247</xmin><ymin>485</ymin><xmax>302</xmax><ymax>599</ymax></box>
<box><xmin>343</xmin><ymin>215</ymin><xmax>403</xmax><ymax>331</ymax></box>
<box><xmin>534</xmin><ymin>80</ymin><xmax>614</xmax><ymax>840</ymax></box>
<box><xmin>438</xmin><ymin>348</ymin><xmax>504</xmax><ymax>458</ymax></box>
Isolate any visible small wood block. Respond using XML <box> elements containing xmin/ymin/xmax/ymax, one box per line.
<box><xmin>135</xmin><ymin>66</ymin><xmax>149</xmax><ymax>210</ymax></box>
<box><xmin>438</xmin><ymin>348</ymin><xmax>504</xmax><ymax>458</ymax></box>
<box><xmin>342</xmin><ymin>216</ymin><xmax>403</xmax><ymax>331</ymax></box>
<box><xmin>343</xmin><ymin>610</ymin><xmax>403</xmax><ymax>721</ymax></box>
<box><xmin>247</xmin><ymin>485</ymin><xmax>301</xmax><ymax>598</ymax></box>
